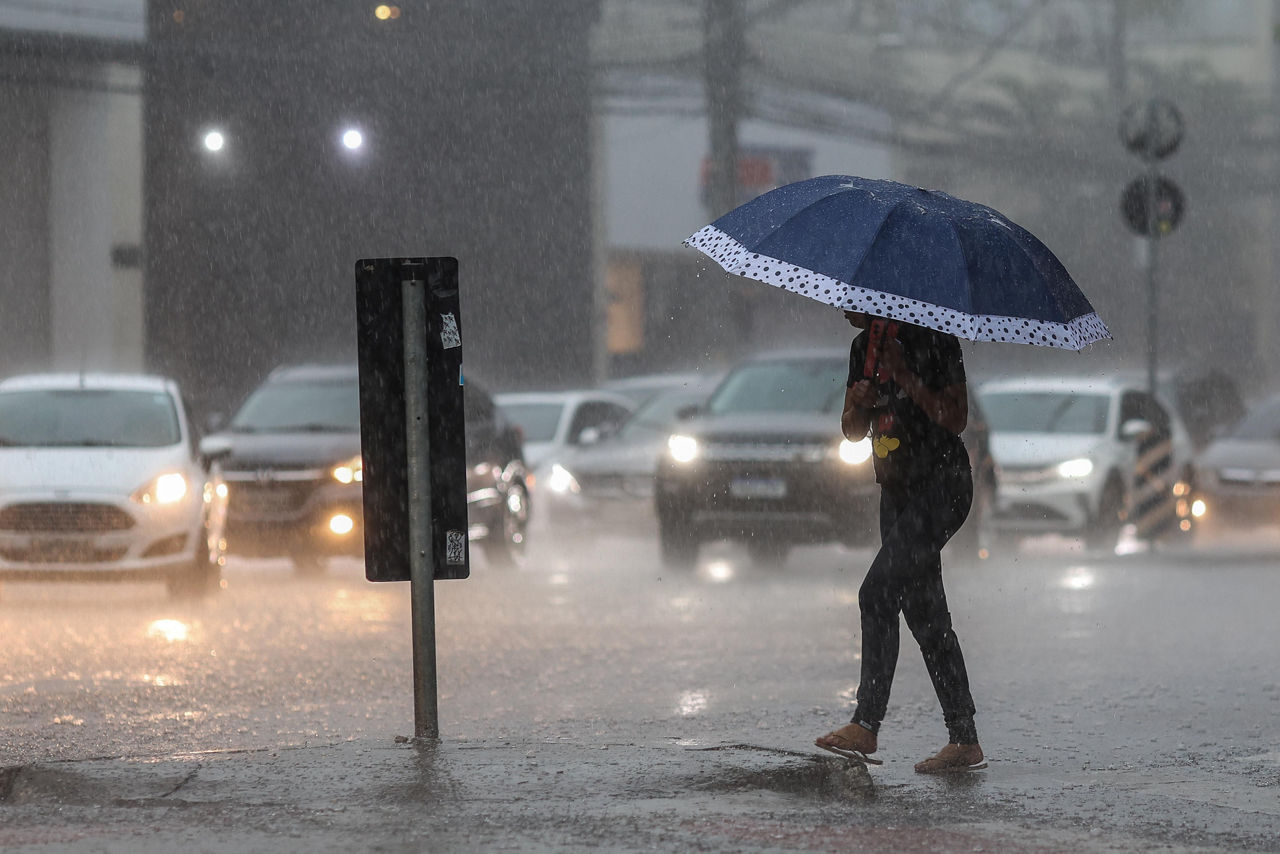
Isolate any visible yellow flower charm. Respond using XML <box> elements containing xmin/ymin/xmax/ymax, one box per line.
<box><xmin>873</xmin><ymin>436</ymin><xmax>901</xmax><ymax>458</ymax></box>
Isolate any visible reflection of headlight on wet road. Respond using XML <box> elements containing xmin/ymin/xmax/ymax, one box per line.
<box><xmin>1056</xmin><ymin>457</ymin><xmax>1094</xmax><ymax>479</ymax></box>
<box><xmin>667</xmin><ymin>434</ymin><xmax>699</xmax><ymax>464</ymax></box>
<box><xmin>1059</xmin><ymin>566</ymin><xmax>1095</xmax><ymax>591</ymax></box>
<box><xmin>547</xmin><ymin>463</ymin><xmax>580</xmax><ymax>494</ymax></box>
<box><xmin>837</xmin><ymin>437</ymin><xmax>873</xmax><ymax>465</ymax></box>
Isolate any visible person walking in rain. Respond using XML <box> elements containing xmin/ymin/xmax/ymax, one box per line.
<box><xmin>815</xmin><ymin>309</ymin><xmax>985</xmax><ymax>774</ymax></box>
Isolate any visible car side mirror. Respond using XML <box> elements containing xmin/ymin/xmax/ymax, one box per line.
<box><xmin>675</xmin><ymin>404</ymin><xmax>700</xmax><ymax>420</ymax></box>
<box><xmin>198</xmin><ymin>435</ymin><xmax>233</xmax><ymax>471</ymax></box>
<box><xmin>1120</xmin><ymin>418</ymin><xmax>1153</xmax><ymax>441</ymax></box>
<box><xmin>205</xmin><ymin>412</ymin><xmax>227</xmax><ymax>433</ymax></box>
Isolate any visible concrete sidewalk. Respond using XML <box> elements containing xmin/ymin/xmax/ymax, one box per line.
<box><xmin>0</xmin><ymin>736</ymin><xmax>1249</xmax><ymax>853</ymax></box>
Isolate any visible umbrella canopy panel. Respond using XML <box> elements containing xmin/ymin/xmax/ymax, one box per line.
<box><xmin>686</xmin><ymin>175</ymin><xmax>1110</xmax><ymax>350</ymax></box>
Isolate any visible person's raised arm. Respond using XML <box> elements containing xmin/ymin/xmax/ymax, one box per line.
<box><xmin>842</xmin><ymin>380</ymin><xmax>876</xmax><ymax>441</ymax></box>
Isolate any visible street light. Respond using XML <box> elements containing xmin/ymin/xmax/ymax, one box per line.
<box><xmin>202</xmin><ymin>130</ymin><xmax>225</xmax><ymax>152</ymax></box>
<box><xmin>341</xmin><ymin>127</ymin><xmax>364</xmax><ymax>151</ymax></box>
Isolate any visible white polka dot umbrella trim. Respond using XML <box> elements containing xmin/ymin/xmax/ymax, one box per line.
<box><xmin>684</xmin><ymin>224</ymin><xmax>1111</xmax><ymax>351</ymax></box>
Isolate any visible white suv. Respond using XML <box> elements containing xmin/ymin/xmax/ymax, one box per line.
<box><xmin>977</xmin><ymin>375</ymin><xmax>1195</xmax><ymax>548</ymax></box>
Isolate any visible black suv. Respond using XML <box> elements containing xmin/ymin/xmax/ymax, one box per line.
<box><xmin>201</xmin><ymin>364</ymin><xmax>529</xmax><ymax>573</ymax></box>
<box><xmin>654</xmin><ymin>349</ymin><xmax>879</xmax><ymax>567</ymax></box>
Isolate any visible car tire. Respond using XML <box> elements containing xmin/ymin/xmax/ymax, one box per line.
<box><xmin>746</xmin><ymin>538</ymin><xmax>789</xmax><ymax>567</ymax></box>
<box><xmin>482</xmin><ymin>482</ymin><xmax>529</xmax><ymax>567</ymax></box>
<box><xmin>990</xmin><ymin>529</ymin><xmax>1023</xmax><ymax>555</ymax></box>
<box><xmin>658</xmin><ymin>516</ymin><xmax>699</xmax><ymax>569</ymax></box>
<box><xmin>291</xmin><ymin>553</ymin><xmax>329</xmax><ymax>577</ymax></box>
<box><xmin>1086</xmin><ymin>475</ymin><xmax>1126</xmax><ymax>551</ymax></box>
<box><xmin>168</xmin><ymin>541</ymin><xmax>222</xmax><ymax>600</ymax></box>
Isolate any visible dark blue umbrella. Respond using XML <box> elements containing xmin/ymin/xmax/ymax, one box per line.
<box><xmin>684</xmin><ymin>175</ymin><xmax>1110</xmax><ymax>350</ymax></box>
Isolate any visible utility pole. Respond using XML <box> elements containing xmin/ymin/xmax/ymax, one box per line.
<box><xmin>703</xmin><ymin>0</ymin><xmax>745</xmax><ymax>219</ymax></box>
<box><xmin>1109</xmin><ymin>0</ymin><xmax>1127</xmax><ymax>97</ymax></box>
<box><xmin>703</xmin><ymin>0</ymin><xmax>749</xmax><ymax>352</ymax></box>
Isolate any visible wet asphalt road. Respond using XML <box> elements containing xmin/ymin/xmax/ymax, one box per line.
<box><xmin>1</xmin><ymin>527</ymin><xmax>1279</xmax><ymax>851</ymax></box>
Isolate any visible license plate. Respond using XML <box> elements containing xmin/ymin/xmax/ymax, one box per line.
<box><xmin>236</xmin><ymin>486</ymin><xmax>302</xmax><ymax>513</ymax></box>
<box><xmin>624</xmin><ymin>476</ymin><xmax>653</xmax><ymax>498</ymax></box>
<box><xmin>729</xmin><ymin>478</ymin><xmax>787</xmax><ymax>499</ymax></box>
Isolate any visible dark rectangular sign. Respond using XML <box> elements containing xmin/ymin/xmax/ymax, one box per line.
<box><xmin>355</xmin><ymin>257</ymin><xmax>470</xmax><ymax>581</ymax></box>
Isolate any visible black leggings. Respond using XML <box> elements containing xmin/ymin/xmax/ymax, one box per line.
<box><xmin>852</xmin><ymin>466</ymin><xmax>978</xmax><ymax>744</ymax></box>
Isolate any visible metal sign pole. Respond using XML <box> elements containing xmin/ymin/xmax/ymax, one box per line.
<box><xmin>1145</xmin><ymin>162</ymin><xmax>1160</xmax><ymax>398</ymax></box>
<box><xmin>402</xmin><ymin>276</ymin><xmax>439</xmax><ymax>741</ymax></box>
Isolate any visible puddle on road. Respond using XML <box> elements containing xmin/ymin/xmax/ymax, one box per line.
<box><xmin>684</xmin><ymin>744</ymin><xmax>875</xmax><ymax>800</ymax></box>
<box><xmin>0</xmin><ymin>763</ymin><xmax>201</xmax><ymax>807</ymax></box>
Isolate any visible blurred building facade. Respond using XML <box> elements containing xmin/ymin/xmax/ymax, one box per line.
<box><xmin>593</xmin><ymin>0</ymin><xmax>1280</xmax><ymax>388</ymax></box>
<box><xmin>0</xmin><ymin>8</ymin><xmax>143</xmax><ymax>378</ymax></box>
<box><xmin>3</xmin><ymin>1</ymin><xmax>1280</xmax><ymax>404</ymax></box>
<box><xmin>143</xmin><ymin>0</ymin><xmax>601</xmax><ymax>414</ymax></box>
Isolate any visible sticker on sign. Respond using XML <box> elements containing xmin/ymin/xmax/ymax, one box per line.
<box><xmin>446</xmin><ymin>529</ymin><xmax>466</xmax><ymax>564</ymax></box>
<box><xmin>440</xmin><ymin>313</ymin><xmax>461</xmax><ymax>349</ymax></box>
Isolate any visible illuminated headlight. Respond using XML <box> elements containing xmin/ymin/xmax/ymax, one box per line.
<box><xmin>547</xmin><ymin>463</ymin><xmax>580</xmax><ymax>494</ymax></box>
<box><xmin>837</xmin><ymin>437</ymin><xmax>873</xmax><ymax>465</ymax></box>
<box><xmin>332</xmin><ymin>455</ymin><xmax>363</xmax><ymax>484</ymax></box>
<box><xmin>132</xmin><ymin>472</ymin><xmax>189</xmax><ymax>505</ymax></box>
<box><xmin>667</xmin><ymin>434</ymin><xmax>700</xmax><ymax>464</ymax></box>
<box><xmin>1056</xmin><ymin>457</ymin><xmax>1094</xmax><ymax>479</ymax></box>
<box><xmin>329</xmin><ymin>513</ymin><xmax>355</xmax><ymax>535</ymax></box>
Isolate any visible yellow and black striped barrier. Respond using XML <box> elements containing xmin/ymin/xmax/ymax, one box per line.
<box><xmin>1128</xmin><ymin>428</ymin><xmax>1190</xmax><ymax>540</ymax></box>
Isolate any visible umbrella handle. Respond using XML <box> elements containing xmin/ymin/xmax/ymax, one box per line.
<box><xmin>863</xmin><ymin>319</ymin><xmax>900</xmax><ymax>382</ymax></box>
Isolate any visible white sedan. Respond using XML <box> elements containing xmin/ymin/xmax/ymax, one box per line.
<box><xmin>493</xmin><ymin>390</ymin><xmax>635</xmax><ymax>471</ymax></box>
<box><xmin>0</xmin><ymin>373</ymin><xmax>227</xmax><ymax>598</ymax></box>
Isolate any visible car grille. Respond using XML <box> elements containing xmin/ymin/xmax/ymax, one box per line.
<box><xmin>0</xmin><ymin>502</ymin><xmax>135</xmax><ymax>533</ymax></box>
<box><xmin>994</xmin><ymin>502</ymin><xmax>1071</xmax><ymax>523</ymax></box>
<box><xmin>575</xmin><ymin>473</ymin><xmax>652</xmax><ymax>497</ymax></box>
<box><xmin>0</xmin><ymin>542</ymin><xmax>130</xmax><ymax>563</ymax></box>
<box><xmin>701</xmin><ymin>442</ymin><xmax>827</xmax><ymax>463</ymax></box>
<box><xmin>225</xmin><ymin>480</ymin><xmax>316</xmax><ymax>516</ymax></box>
<box><xmin>996</xmin><ymin>464</ymin><xmax>1059</xmax><ymax>486</ymax></box>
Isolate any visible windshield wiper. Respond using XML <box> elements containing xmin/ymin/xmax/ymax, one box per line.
<box><xmin>259</xmin><ymin>423</ymin><xmax>351</xmax><ymax>433</ymax></box>
<box><xmin>22</xmin><ymin>440</ymin><xmax>131</xmax><ymax>448</ymax></box>
<box><xmin>64</xmin><ymin>440</ymin><xmax>130</xmax><ymax>447</ymax></box>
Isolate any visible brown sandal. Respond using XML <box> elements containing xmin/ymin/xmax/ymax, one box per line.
<box><xmin>914</xmin><ymin>743</ymin><xmax>987</xmax><ymax>774</ymax></box>
<box><xmin>814</xmin><ymin>723</ymin><xmax>883</xmax><ymax>765</ymax></box>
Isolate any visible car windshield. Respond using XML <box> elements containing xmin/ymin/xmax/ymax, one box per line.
<box><xmin>0</xmin><ymin>389</ymin><xmax>180</xmax><ymax>447</ymax></box>
<box><xmin>708</xmin><ymin>359</ymin><xmax>847</xmax><ymax>416</ymax></box>
<box><xmin>498</xmin><ymin>402</ymin><xmax>564</xmax><ymax>443</ymax></box>
<box><xmin>231</xmin><ymin>378</ymin><xmax>360</xmax><ymax>433</ymax></box>
<box><xmin>1228</xmin><ymin>400</ymin><xmax>1280</xmax><ymax>440</ymax></box>
<box><xmin>981</xmin><ymin>391</ymin><xmax>1110</xmax><ymax>435</ymax></box>
<box><xmin>616</xmin><ymin>390</ymin><xmax>707</xmax><ymax>442</ymax></box>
